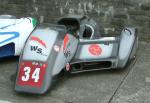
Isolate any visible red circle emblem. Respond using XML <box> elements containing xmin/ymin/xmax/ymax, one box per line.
<box><xmin>88</xmin><ymin>44</ymin><xmax>102</xmax><ymax>56</ymax></box>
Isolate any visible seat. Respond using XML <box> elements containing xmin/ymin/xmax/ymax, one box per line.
<box><xmin>82</xmin><ymin>24</ymin><xmax>93</xmax><ymax>39</ymax></box>
<box><xmin>58</xmin><ymin>18</ymin><xmax>80</xmax><ymax>36</ymax></box>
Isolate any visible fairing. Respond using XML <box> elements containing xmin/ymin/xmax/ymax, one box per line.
<box><xmin>0</xmin><ymin>15</ymin><xmax>37</xmax><ymax>57</ymax></box>
<box><xmin>70</xmin><ymin>27</ymin><xmax>137</xmax><ymax>72</ymax></box>
<box><xmin>15</xmin><ymin>24</ymin><xmax>78</xmax><ymax>94</ymax></box>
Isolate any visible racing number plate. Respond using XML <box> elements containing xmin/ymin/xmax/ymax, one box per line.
<box><xmin>17</xmin><ymin>61</ymin><xmax>47</xmax><ymax>88</ymax></box>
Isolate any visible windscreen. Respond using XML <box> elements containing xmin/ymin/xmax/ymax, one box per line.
<box><xmin>22</xmin><ymin>24</ymin><xmax>66</xmax><ymax>62</ymax></box>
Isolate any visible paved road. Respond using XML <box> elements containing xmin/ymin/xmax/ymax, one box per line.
<box><xmin>0</xmin><ymin>42</ymin><xmax>149</xmax><ymax>103</ymax></box>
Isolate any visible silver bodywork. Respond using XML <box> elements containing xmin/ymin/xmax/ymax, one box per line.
<box><xmin>15</xmin><ymin>15</ymin><xmax>138</xmax><ymax>94</ymax></box>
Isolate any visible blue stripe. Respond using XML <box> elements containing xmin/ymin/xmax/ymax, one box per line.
<box><xmin>0</xmin><ymin>32</ymin><xmax>20</xmax><ymax>44</ymax></box>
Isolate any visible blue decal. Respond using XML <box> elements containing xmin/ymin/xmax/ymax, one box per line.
<box><xmin>0</xmin><ymin>32</ymin><xmax>19</xmax><ymax>44</ymax></box>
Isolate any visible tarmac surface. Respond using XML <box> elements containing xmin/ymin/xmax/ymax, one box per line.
<box><xmin>0</xmin><ymin>41</ymin><xmax>149</xmax><ymax>103</ymax></box>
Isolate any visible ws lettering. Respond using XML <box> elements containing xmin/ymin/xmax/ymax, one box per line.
<box><xmin>31</xmin><ymin>46</ymin><xmax>42</xmax><ymax>54</ymax></box>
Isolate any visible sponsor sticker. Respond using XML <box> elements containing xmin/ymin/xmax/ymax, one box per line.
<box><xmin>17</xmin><ymin>61</ymin><xmax>47</xmax><ymax>88</ymax></box>
<box><xmin>63</xmin><ymin>34</ymin><xmax>71</xmax><ymax>58</ymax></box>
<box><xmin>30</xmin><ymin>36</ymin><xmax>48</xmax><ymax>56</ymax></box>
<box><xmin>88</xmin><ymin>44</ymin><xmax>102</xmax><ymax>56</ymax></box>
<box><xmin>63</xmin><ymin>34</ymin><xmax>69</xmax><ymax>50</ymax></box>
<box><xmin>66</xmin><ymin>63</ymin><xmax>70</xmax><ymax>71</ymax></box>
<box><xmin>30</xmin><ymin>36</ymin><xmax>47</xmax><ymax>48</ymax></box>
<box><xmin>54</xmin><ymin>45</ymin><xmax>60</xmax><ymax>52</ymax></box>
<box><xmin>30</xmin><ymin>45</ymin><xmax>48</xmax><ymax>56</ymax></box>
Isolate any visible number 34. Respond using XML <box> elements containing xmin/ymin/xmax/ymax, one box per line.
<box><xmin>22</xmin><ymin>67</ymin><xmax>40</xmax><ymax>82</ymax></box>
